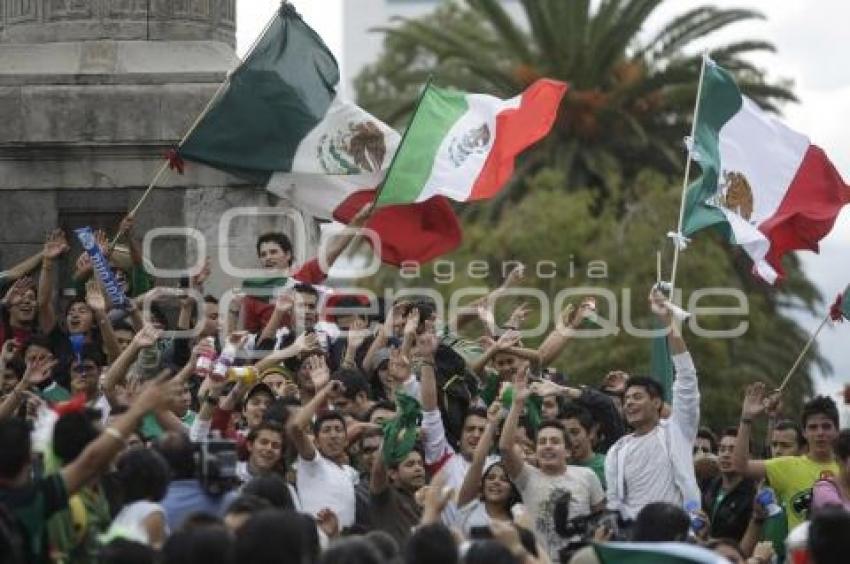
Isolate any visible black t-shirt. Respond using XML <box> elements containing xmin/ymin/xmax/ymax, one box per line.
<box><xmin>0</xmin><ymin>474</ymin><xmax>69</xmax><ymax>564</ymax></box>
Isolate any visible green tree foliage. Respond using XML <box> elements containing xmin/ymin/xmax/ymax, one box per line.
<box><xmin>354</xmin><ymin>0</ymin><xmax>829</xmax><ymax>425</ymax></box>
<box><xmin>356</xmin><ymin>0</ymin><xmax>796</xmax><ymax>209</ymax></box>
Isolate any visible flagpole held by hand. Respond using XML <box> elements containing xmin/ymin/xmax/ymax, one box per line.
<box><xmin>107</xmin><ymin>4</ymin><xmax>283</xmax><ymax>254</ymax></box>
<box><xmin>668</xmin><ymin>51</ymin><xmax>710</xmax><ymax>301</ymax></box>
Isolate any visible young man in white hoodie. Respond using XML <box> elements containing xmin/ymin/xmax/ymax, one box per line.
<box><xmin>604</xmin><ymin>289</ymin><xmax>701</xmax><ymax>522</ymax></box>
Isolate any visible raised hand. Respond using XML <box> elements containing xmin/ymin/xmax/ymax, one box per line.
<box><xmin>191</xmin><ymin>256</ymin><xmax>212</xmax><ymax>289</ymax></box>
<box><xmin>295</xmin><ymin>332</ymin><xmax>320</xmax><ymax>354</ymax></box>
<box><xmin>273</xmin><ymin>289</ymin><xmax>295</xmax><ymax>313</ymax></box>
<box><xmin>388</xmin><ymin>346</ymin><xmax>411</xmax><ymax>384</ymax></box>
<box><xmin>132</xmin><ymin>324</ymin><xmax>162</xmax><ymax>348</ymax></box>
<box><xmin>74</xmin><ymin>252</ymin><xmax>93</xmax><ymax>276</ymax></box>
<box><xmin>741</xmin><ymin>382</ymin><xmax>768</xmax><ymax>420</ymax></box>
<box><xmin>649</xmin><ymin>287</ymin><xmax>672</xmax><ymax>322</ymax></box>
<box><xmin>85</xmin><ymin>280</ymin><xmax>108</xmax><ymax>313</ymax></box>
<box><xmin>43</xmin><ymin>229</ymin><xmax>69</xmax><ymax>260</ymax></box>
<box><xmin>403</xmin><ymin>307</ymin><xmax>420</xmax><ymax>338</ymax></box>
<box><xmin>505</xmin><ymin>302</ymin><xmax>530</xmax><ymax>329</ymax></box>
<box><xmin>346</xmin><ymin>317</ymin><xmax>370</xmax><ymax>351</ymax></box>
<box><xmin>530</xmin><ymin>379</ymin><xmax>562</xmax><ymax>398</ymax></box>
<box><xmin>24</xmin><ymin>355</ymin><xmax>57</xmax><ymax>385</ymax></box>
<box><xmin>93</xmin><ymin>229</ymin><xmax>109</xmax><ymax>254</ymax></box>
<box><xmin>495</xmin><ymin>329</ymin><xmax>520</xmax><ymax>351</ymax></box>
<box><xmin>486</xmin><ymin>400</ymin><xmax>504</xmax><ymax>424</ymax></box>
<box><xmin>135</xmin><ymin>371</ymin><xmax>184</xmax><ymax>413</ymax></box>
<box><xmin>414</xmin><ymin>330</ymin><xmax>438</xmax><ymax>359</ymax></box>
<box><xmin>1</xmin><ymin>340</ymin><xmax>19</xmax><ymax>365</ymax></box>
<box><xmin>503</xmin><ymin>264</ymin><xmax>525</xmax><ymax>288</ymax></box>
<box><xmin>119</xmin><ymin>214</ymin><xmax>135</xmax><ymax>236</ymax></box>
<box><xmin>306</xmin><ymin>355</ymin><xmax>330</xmax><ymax>390</ymax></box>
<box><xmin>512</xmin><ymin>366</ymin><xmax>531</xmax><ymax>404</ymax></box>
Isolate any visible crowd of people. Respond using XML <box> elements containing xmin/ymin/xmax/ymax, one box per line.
<box><xmin>0</xmin><ymin>211</ymin><xmax>848</xmax><ymax>564</ymax></box>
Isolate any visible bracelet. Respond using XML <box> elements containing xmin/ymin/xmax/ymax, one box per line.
<box><xmin>740</xmin><ymin>417</ymin><xmax>754</xmax><ymax>425</ymax></box>
<box><xmin>104</xmin><ymin>426</ymin><xmax>126</xmax><ymax>445</ymax></box>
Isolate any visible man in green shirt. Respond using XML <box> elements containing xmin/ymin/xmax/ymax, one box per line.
<box><xmin>0</xmin><ymin>372</ymin><xmax>180</xmax><ymax>563</ymax></box>
<box><xmin>560</xmin><ymin>404</ymin><xmax>606</xmax><ymax>488</ymax></box>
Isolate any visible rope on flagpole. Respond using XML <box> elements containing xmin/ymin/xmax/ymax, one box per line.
<box><xmin>668</xmin><ymin>51</ymin><xmax>709</xmax><ymax>301</ymax></box>
<box><xmin>107</xmin><ymin>3</ymin><xmax>284</xmax><ymax>253</ymax></box>
<box><xmin>776</xmin><ymin>312</ymin><xmax>831</xmax><ymax>393</ymax></box>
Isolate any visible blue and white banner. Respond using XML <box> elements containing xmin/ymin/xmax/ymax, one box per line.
<box><xmin>74</xmin><ymin>227</ymin><xmax>129</xmax><ymax>309</ymax></box>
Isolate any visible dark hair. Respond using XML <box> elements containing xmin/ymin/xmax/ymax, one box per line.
<box><xmin>148</xmin><ymin>303</ymin><xmax>169</xmax><ymax>329</ymax></box>
<box><xmin>835</xmin><ymin>429</ymin><xmax>850</xmax><ymax>461</ymax></box>
<box><xmin>334</xmin><ymin>368</ymin><xmax>371</xmax><ymax>401</ymax></box>
<box><xmin>225</xmin><ymin>494</ymin><xmax>272</xmax><ymax>517</ymax></box>
<box><xmin>312</xmin><ymin>411</ymin><xmax>347</xmax><ymax>435</ymax></box>
<box><xmin>242</xmin><ymin>474</ymin><xmax>295</xmax><ymax>511</ymax></box>
<box><xmin>53</xmin><ymin>409</ymin><xmax>101</xmax><ymax>465</ymax></box>
<box><xmin>387</xmin><ymin>445</ymin><xmax>424</xmax><ymax>471</ymax></box>
<box><xmin>112</xmin><ymin>320</ymin><xmax>134</xmax><ymax>334</ymax></box>
<box><xmin>535</xmin><ymin>420</ymin><xmax>569</xmax><ymax>445</ymax></box>
<box><xmin>179</xmin><ymin>512</ymin><xmax>225</xmax><ymax>531</ymax></box>
<box><xmin>359</xmin><ymin>426</ymin><xmax>385</xmax><ymax>444</ymax></box>
<box><xmin>203</xmin><ymin>294</ymin><xmax>219</xmax><ymax>305</ymax></box>
<box><xmin>318</xmin><ymin>537</ymin><xmax>383</xmax><ymax>564</ymax></box>
<box><xmin>255</xmin><ymin>232</ymin><xmax>293</xmax><ymax>258</ymax></box>
<box><xmin>23</xmin><ymin>334</ymin><xmax>52</xmax><ymax>354</ymax></box>
<box><xmin>0</xmin><ymin>418</ymin><xmax>31</xmax><ymax>480</ymax></box>
<box><xmin>261</xmin><ymin>398</ymin><xmax>292</xmax><ymax>426</ymax></box>
<box><xmin>809</xmin><ymin>506</ymin><xmax>850</xmax><ymax>564</ymax></box>
<box><xmin>246</xmin><ymin>420</ymin><xmax>285</xmax><ymax>445</ymax></box>
<box><xmin>153</xmin><ymin>431</ymin><xmax>195</xmax><ymax>480</ymax></box>
<box><xmin>161</xmin><ymin>525</ymin><xmax>233</xmax><ymax>564</ymax></box>
<box><xmin>774</xmin><ymin>419</ymin><xmax>806</xmax><ymax>448</ymax></box>
<box><xmin>98</xmin><ymin>538</ymin><xmax>155</xmax><ymax>564</ymax></box>
<box><xmin>560</xmin><ymin>404</ymin><xmax>595</xmax><ymax>433</ymax></box>
<box><xmin>405</xmin><ymin>523</ymin><xmax>458</xmax><ymax>564</ymax></box>
<box><xmin>363</xmin><ymin>530</ymin><xmax>399</xmax><ymax>561</ymax></box>
<box><xmin>463</xmin><ymin>540</ymin><xmax>518</xmax><ymax>564</ymax></box>
<box><xmin>721</xmin><ymin>426</ymin><xmax>738</xmax><ymax>439</ymax></box>
<box><xmin>705</xmin><ymin>538</ymin><xmax>744</xmax><ymax>560</ymax></box>
<box><xmin>480</xmin><ymin>462</ymin><xmax>522</xmax><ymax>510</ymax></box>
<box><xmin>802</xmin><ymin>395</ymin><xmax>839</xmax><ymax>429</ymax></box>
<box><xmin>463</xmin><ymin>406</ymin><xmax>488</xmax><ymax>427</ymax></box>
<box><xmin>116</xmin><ymin>448</ymin><xmax>170</xmax><ymax>504</ymax></box>
<box><xmin>624</xmin><ymin>376</ymin><xmax>664</xmax><ymax>401</ymax></box>
<box><xmin>293</xmin><ymin>283</ymin><xmax>319</xmax><ymax>300</ymax></box>
<box><xmin>235</xmin><ymin>510</ymin><xmax>319</xmax><ymax>564</ymax></box>
<box><xmin>696</xmin><ymin>427</ymin><xmax>718</xmax><ymax>453</ymax></box>
<box><xmin>632</xmin><ymin>502</ymin><xmax>690</xmax><ymax>542</ymax></box>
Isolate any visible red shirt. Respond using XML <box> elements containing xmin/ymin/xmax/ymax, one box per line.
<box><xmin>242</xmin><ymin>259</ymin><xmax>327</xmax><ymax>333</ymax></box>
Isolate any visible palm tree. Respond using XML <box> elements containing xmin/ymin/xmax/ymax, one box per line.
<box><xmin>355</xmin><ymin>0</ymin><xmax>796</xmax><ymax>209</ymax></box>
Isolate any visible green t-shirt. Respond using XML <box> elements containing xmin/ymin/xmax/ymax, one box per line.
<box><xmin>0</xmin><ymin>474</ymin><xmax>69</xmax><ymax>564</ymax></box>
<box><xmin>575</xmin><ymin>452</ymin><xmax>606</xmax><ymax>489</ymax></box>
<box><xmin>761</xmin><ymin>508</ymin><xmax>788</xmax><ymax>563</ymax></box>
<box><xmin>40</xmin><ymin>383</ymin><xmax>72</xmax><ymax>404</ymax></box>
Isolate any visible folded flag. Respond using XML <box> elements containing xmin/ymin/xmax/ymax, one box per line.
<box><xmin>589</xmin><ymin>542</ymin><xmax>727</xmax><ymax>564</ymax></box>
<box><xmin>178</xmin><ymin>3</ymin><xmax>460</xmax><ymax>265</ymax></box>
<box><xmin>683</xmin><ymin>59</ymin><xmax>850</xmax><ymax>283</ymax></box>
<box><xmin>376</xmin><ymin>79</ymin><xmax>568</xmax><ymax>206</ymax></box>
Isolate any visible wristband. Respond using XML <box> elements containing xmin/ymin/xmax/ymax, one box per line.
<box><xmin>104</xmin><ymin>426</ymin><xmax>126</xmax><ymax>445</ymax></box>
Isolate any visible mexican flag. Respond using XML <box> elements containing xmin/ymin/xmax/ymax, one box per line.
<box><xmin>376</xmin><ymin>79</ymin><xmax>567</xmax><ymax>206</ymax></box>
<box><xmin>683</xmin><ymin>59</ymin><xmax>850</xmax><ymax>283</ymax></box>
<box><xmin>178</xmin><ymin>3</ymin><xmax>460</xmax><ymax>265</ymax></box>
<box><xmin>588</xmin><ymin>542</ymin><xmax>727</xmax><ymax>564</ymax></box>
<box><xmin>831</xmin><ymin>285</ymin><xmax>850</xmax><ymax>322</ymax></box>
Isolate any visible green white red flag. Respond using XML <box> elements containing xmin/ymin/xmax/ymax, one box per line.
<box><xmin>683</xmin><ymin>59</ymin><xmax>850</xmax><ymax>283</ymax></box>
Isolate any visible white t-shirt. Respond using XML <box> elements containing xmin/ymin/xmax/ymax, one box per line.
<box><xmin>514</xmin><ymin>464</ymin><xmax>605</xmax><ymax>563</ymax></box>
<box><xmin>109</xmin><ymin>500</ymin><xmax>168</xmax><ymax>546</ymax></box>
<box><xmin>618</xmin><ymin>426</ymin><xmax>681</xmax><ymax>520</ymax></box>
<box><xmin>455</xmin><ymin>499</ymin><xmax>521</xmax><ymax>536</ymax></box>
<box><xmin>295</xmin><ymin>452</ymin><xmax>358</xmax><ymax>527</ymax></box>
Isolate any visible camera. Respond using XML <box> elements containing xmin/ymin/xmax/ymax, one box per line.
<box><xmin>193</xmin><ymin>437</ymin><xmax>239</xmax><ymax>496</ymax></box>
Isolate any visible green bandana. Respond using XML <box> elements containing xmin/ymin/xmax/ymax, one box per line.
<box><xmin>382</xmin><ymin>393</ymin><xmax>422</xmax><ymax>466</ymax></box>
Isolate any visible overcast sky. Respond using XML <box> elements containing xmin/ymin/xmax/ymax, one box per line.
<box><xmin>234</xmin><ymin>1</ymin><xmax>849</xmax><ymax>405</ymax></box>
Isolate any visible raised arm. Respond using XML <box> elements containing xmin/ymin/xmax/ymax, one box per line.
<box><xmin>447</xmin><ymin>264</ymin><xmax>525</xmax><ymax>332</ymax></box>
<box><xmin>733</xmin><ymin>382</ymin><xmax>769</xmax><ymax>480</ymax></box>
<box><xmin>458</xmin><ymin>401</ymin><xmax>503</xmax><ymax>507</ymax></box>
<box><xmin>253</xmin><ymin>332</ymin><xmax>316</xmax><ymax>374</ymax></box>
<box><xmin>86</xmin><ymin>281</ymin><xmax>120</xmax><ymax>363</ymax></box>
<box><xmin>537</xmin><ymin>298</ymin><xmax>596</xmax><ymax>366</ymax></box>
<box><xmin>37</xmin><ymin>229</ymin><xmax>68</xmax><ymax>333</ymax></box>
<box><xmin>0</xmin><ymin>249</ymin><xmax>44</xmax><ymax>281</ymax></box>
<box><xmin>103</xmin><ymin>324</ymin><xmax>160</xmax><ymax>408</ymax></box>
<box><xmin>0</xmin><ymin>356</ymin><xmax>55</xmax><ymax>420</ymax></box>
<box><xmin>370</xmin><ymin>441</ymin><xmax>390</xmax><ymax>496</ymax></box>
<box><xmin>61</xmin><ymin>371</ymin><xmax>181</xmax><ymax>495</ymax></box>
<box><xmin>259</xmin><ymin>291</ymin><xmax>294</xmax><ymax>344</ymax></box>
<box><xmin>319</xmin><ymin>204</ymin><xmax>372</xmax><ymax>272</ymax></box>
<box><xmin>286</xmin><ymin>356</ymin><xmax>335</xmax><ymax>461</ymax></box>
<box><xmin>470</xmin><ymin>331</ymin><xmax>520</xmax><ymax>377</ymax></box>
<box><xmin>415</xmin><ymin>330</ymin><xmax>439</xmax><ymax>412</ymax></box>
<box><xmin>498</xmin><ymin>369</ymin><xmax>530</xmax><ymax>480</ymax></box>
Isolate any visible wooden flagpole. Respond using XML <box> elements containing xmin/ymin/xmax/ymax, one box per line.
<box><xmin>668</xmin><ymin>51</ymin><xmax>709</xmax><ymax>301</ymax></box>
<box><xmin>107</xmin><ymin>3</ymin><xmax>284</xmax><ymax>253</ymax></box>
<box><xmin>776</xmin><ymin>312</ymin><xmax>831</xmax><ymax>393</ymax></box>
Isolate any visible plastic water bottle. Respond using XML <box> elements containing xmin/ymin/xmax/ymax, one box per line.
<box><xmin>195</xmin><ymin>337</ymin><xmax>217</xmax><ymax>379</ymax></box>
<box><xmin>684</xmin><ymin>501</ymin><xmax>706</xmax><ymax>532</ymax></box>
<box><xmin>756</xmin><ymin>487</ymin><xmax>783</xmax><ymax>517</ymax></box>
<box><xmin>210</xmin><ymin>340</ymin><xmax>237</xmax><ymax>383</ymax></box>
